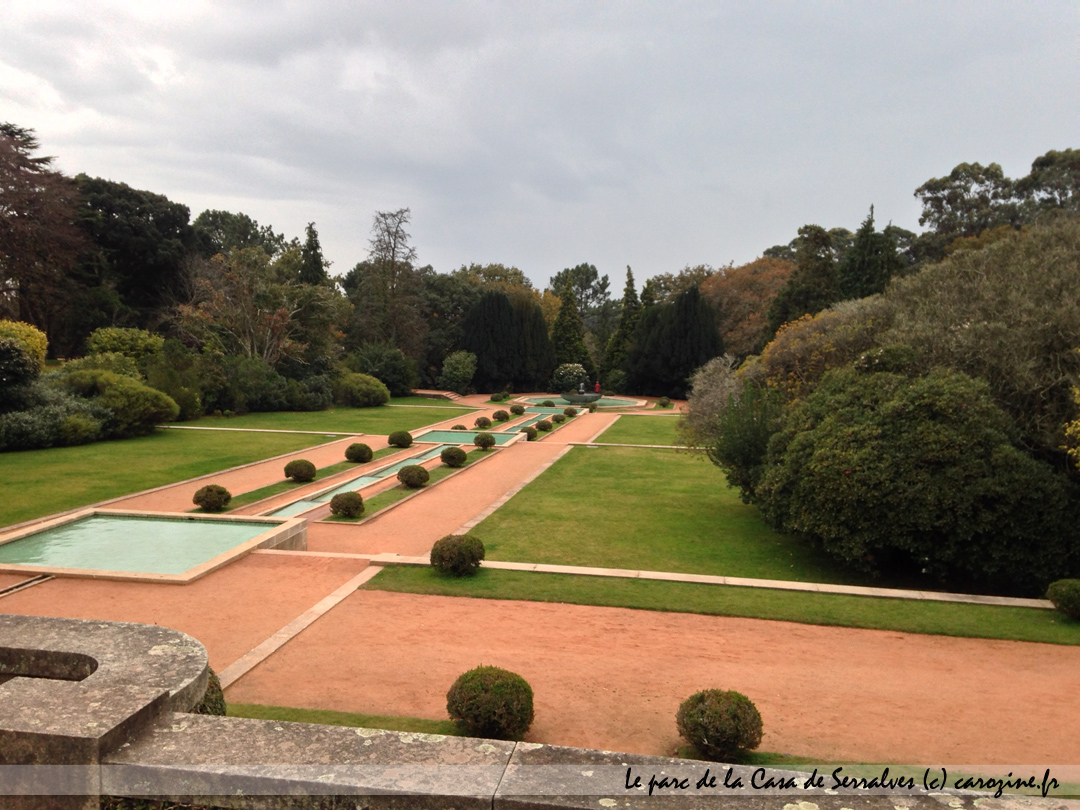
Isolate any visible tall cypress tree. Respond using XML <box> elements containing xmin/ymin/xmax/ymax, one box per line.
<box><xmin>836</xmin><ymin>206</ymin><xmax>902</xmax><ymax>300</ymax></box>
<box><xmin>514</xmin><ymin>297</ymin><xmax>556</xmax><ymax>390</ymax></box>
<box><xmin>626</xmin><ymin>286</ymin><xmax>721</xmax><ymax>397</ymax></box>
<box><xmin>550</xmin><ymin>285</ymin><xmax>595</xmax><ymax>378</ymax></box>
<box><xmin>602</xmin><ymin>266</ymin><xmax>640</xmax><ymax>376</ymax></box>
<box><xmin>460</xmin><ymin>291</ymin><xmax>519</xmax><ymax>391</ymax></box>
<box><xmin>299</xmin><ymin>222</ymin><xmax>329</xmax><ymax>285</ymax></box>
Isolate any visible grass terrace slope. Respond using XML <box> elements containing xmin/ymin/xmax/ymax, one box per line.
<box><xmin>471</xmin><ymin>446</ymin><xmax>852</xmax><ymax>584</ymax></box>
<box><xmin>0</xmin><ymin>429</ymin><xmax>332</xmax><ymax>528</ymax></box>
<box><xmin>176</xmin><ymin>404</ymin><xmax>474</xmax><ymax>434</ymax></box>
<box><xmin>595</xmin><ymin>415</ymin><xmax>681</xmax><ymax>445</ymax></box>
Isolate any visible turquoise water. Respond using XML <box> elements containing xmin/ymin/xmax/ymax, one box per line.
<box><xmin>0</xmin><ymin>515</ymin><xmax>275</xmax><ymax>575</ymax></box>
<box><xmin>311</xmin><ymin>445</ymin><xmax>457</xmax><ymax>502</ymax></box>
<box><xmin>525</xmin><ymin>395</ymin><xmax>639</xmax><ymax>408</ymax></box>
<box><xmin>416</xmin><ymin>430</ymin><xmax>517</xmax><ymax>445</ymax></box>
<box><xmin>503</xmin><ymin>413</ymin><xmax>550</xmax><ymax>430</ymax></box>
<box><xmin>269</xmin><ymin>500</ymin><xmax>323</xmax><ymax>517</ymax></box>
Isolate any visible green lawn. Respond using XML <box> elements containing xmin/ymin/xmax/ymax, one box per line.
<box><xmin>175</xmin><ymin>405</ymin><xmax>473</xmax><ymax>435</ymax></box>
<box><xmin>595</xmin><ymin>415</ymin><xmax>681</xmax><ymax>445</ymax></box>
<box><xmin>388</xmin><ymin>396</ymin><xmax>477</xmax><ymax>409</ymax></box>
<box><xmin>471</xmin><ymin>446</ymin><xmax>854</xmax><ymax>584</ymax></box>
<box><xmin>228</xmin><ymin>703</ymin><xmax>458</xmax><ymax>736</ymax></box>
<box><xmin>364</xmin><ymin>566</ymin><xmax>1080</xmax><ymax>646</ymax></box>
<box><xmin>0</xmin><ymin>429</ymin><xmax>334</xmax><ymax>528</ymax></box>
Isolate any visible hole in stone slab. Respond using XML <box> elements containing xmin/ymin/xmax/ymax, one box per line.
<box><xmin>0</xmin><ymin>647</ymin><xmax>98</xmax><ymax>682</ymax></box>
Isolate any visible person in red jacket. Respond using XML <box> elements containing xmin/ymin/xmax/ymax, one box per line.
<box><xmin>594</xmin><ymin>381</ymin><xmax>601</xmax><ymax>394</ymax></box>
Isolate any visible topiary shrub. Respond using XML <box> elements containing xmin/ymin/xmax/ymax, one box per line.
<box><xmin>676</xmin><ymin>689</ymin><xmax>762</xmax><ymax>762</ymax></box>
<box><xmin>446</xmin><ymin>665</ymin><xmax>534</xmax><ymax>740</ymax></box>
<box><xmin>397</xmin><ymin>464</ymin><xmax>430</xmax><ymax>488</ymax></box>
<box><xmin>492</xmin><ymin>410</ymin><xmax>510</xmax><ymax>422</ymax></box>
<box><xmin>499</xmin><ymin>391</ymin><xmax>510</xmax><ymax>401</ymax></box>
<box><xmin>451</xmin><ymin>424</ymin><xmax>467</xmax><ymax>430</ymax></box>
<box><xmin>474</xmin><ymin>416</ymin><xmax>492</xmax><ymax>429</ymax></box>
<box><xmin>191</xmin><ymin>666</ymin><xmax>226</xmax><ymax>716</ymax></box>
<box><xmin>192</xmin><ymin>484</ymin><xmax>231</xmax><ymax>512</ymax></box>
<box><xmin>284</xmin><ymin>459</ymin><xmax>316</xmax><ymax>482</ymax></box>
<box><xmin>430</xmin><ymin>533</ymin><xmax>485</xmax><ymax>576</ymax></box>
<box><xmin>330</xmin><ymin>491</ymin><xmax>365</xmax><ymax>518</ymax></box>
<box><xmin>542</xmin><ymin>400</ymin><xmax>555</xmax><ymax>407</ymax></box>
<box><xmin>333</xmin><ymin>372</ymin><xmax>391</xmax><ymax>407</ymax></box>
<box><xmin>474</xmin><ymin>432</ymin><xmax>496</xmax><ymax>451</ymax></box>
<box><xmin>588</xmin><ymin>403</ymin><xmax>597</xmax><ymax>412</ymax></box>
<box><xmin>1046</xmin><ymin>580</ymin><xmax>1080</xmax><ymax>620</ymax></box>
<box><xmin>535</xmin><ymin>419</ymin><xmax>552</xmax><ymax>432</ymax></box>
<box><xmin>345</xmin><ymin>442</ymin><xmax>373</xmax><ymax>463</ymax></box>
<box><xmin>87</xmin><ymin>326</ymin><xmax>164</xmax><ymax>363</ymax></box>
<box><xmin>658</xmin><ymin>396</ymin><xmax>671</xmax><ymax>408</ymax></box>
<box><xmin>510</xmin><ymin>404</ymin><xmax>525</xmax><ymax>415</ymax></box>
<box><xmin>552</xmin><ymin>413</ymin><xmax>565</xmax><ymax>424</ymax></box>
<box><xmin>563</xmin><ymin>407</ymin><xmax>577</xmax><ymax>417</ymax></box>
<box><xmin>388</xmin><ymin>430</ymin><xmax>413</xmax><ymax>448</ymax></box>
<box><xmin>489</xmin><ymin>392</ymin><xmax>505</xmax><ymax>402</ymax></box>
<box><xmin>441</xmin><ymin>446</ymin><xmax>468</xmax><ymax>468</ymax></box>
<box><xmin>521</xmin><ymin>426</ymin><xmax>537</xmax><ymax>441</ymax></box>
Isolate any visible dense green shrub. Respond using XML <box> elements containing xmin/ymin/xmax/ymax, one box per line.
<box><xmin>330</xmin><ymin>491</ymin><xmax>365</xmax><ymax>518</ymax></box>
<box><xmin>551</xmin><ymin>362</ymin><xmax>589</xmax><ymax>393</ymax></box>
<box><xmin>63</xmin><ymin>369</ymin><xmax>179</xmax><ymax>438</ymax></box>
<box><xmin>474</xmin><ymin>416</ymin><xmax>492</xmax><ymax>429</ymax></box>
<box><xmin>541</xmin><ymin>400</ymin><xmax>555</xmax><ymax>407</ymax></box>
<box><xmin>676</xmin><ymin>690</ymin><xmax>762</xmax><ymax>761</ymax></box>
<box><xmin>489</xmin><ymin>392</ymin><xmax>505</xmax><ymax>402</ymax></box>
<box><xmin>388</xmin><ymin>430</ymin><xmax>413</xmax><ymax>447</ymax></box>
<box><xmin>552</xmin><ymin>413</ymin><xmax>565</xmax><ymax>424</ymax></box>
<box><xmin>345</xmin><ymin>442</ymin><xmax>373</xmax><ymax>463</ymax></box>
<box><xmin>430</xmin><ymin>533</ymin><xmax>485</xmax><ymax>576</ymax></box>
<box><xmin>191</xmin><ymin>667</ymin><xmax>227</xmax><ymax>716</ymax></box>
<box><xmin>86</xmin><ymin>326</ymin><xmax>164</xmax><ymax>362</ymax></box>
<box><xmin>535</xmin><ymin>419</ymin><xmax>552</xmax><ymax>432</ymax></box>
<box><xmin>334</xmin><ymin>372</ymin><xmax>391</xmax><ymax>407</ymax></box>
<box><xmin>563</xmin><ymin>407</ymin><xmax>577</xmax><ymax>417</ymax></box>
<box><xmin>0</xmin><ymin>320</ymin><xmax>47</xmax><ymax>369</ymax></box>
<box><xmin>0</xmin><ymin>338</ymin><xmax>39</xmax><ymax>407</ymax></box>
<box><xmin>1046</xmin><ymin>580</ymin><xmax>1080</xmax><ymax>620</ymax></box>
<box><xmin>499</xmin><ymin>391</ymin><xmax>510</xmax><ymax>401</ymax></box>
<box><xmin>60</xmin><ymin>352</ymin><xmax>141</xmax><ymax>380</ymax></box>
<box><xmin>345</xmin><ymin>341</ymin><xmax>418</xmax><ymax>397</ymax></box>
<box><xmin>705</xmin><ymin>384</ymin><xmax>784</xmax><ymax>503</ymax></box>
<box><xmin>757</xmin><ymin>368</ymin><xmax>1078</xmax><ymax>594</ymax></box>
<box><xmin>397</xmin><ymin>464</ymin><xmax>430</xmax><ymax>488</ymax></box>
<box><xmin>587</xmin><ymin>403</ymin><xmax>597</xmax><ymax>412</ymax></box>
<box><xmin>474</xmin><ymin>432</ymin><xmax>496</xmax><ymax>450</ymax></box>
<box><xmin>284</xmin><ymin>459</ymin><xmax>317</xmax><ymax>482</ymax></box>
<box><xmin>446</xmin><ymin>665</ymin><xmax>534</xmax><ymax>739</ymax></box>
<box><xmin>285</xmin><ymin>374</ymin><xmax>333</xmax><ymax>412</ymax></box>
<box><xmin>520</xmin><ymin>426</ymin><xmax>537</xmax><ymax>441</ymax></box>
<box><xmin>510</xmin><ymin>404</ymin><xmax>526</xmax><ymax>415</ymax></box>
<box><xmin>437</xmin><ymin>350</ymin><xmax>477</xmax><ymax>395</ymax></box>
<box><xmin>441</xmin><ymin>446</ymin><xmax>468</xmax><ymax>468</ymax></box>
<box><xmin>492</xmin><ymin>410</ymin><xmax>509</xmax><ymax>422</ymax></box>
<box><xmin>0</xmin><ymin>386</ymin><xmax>104</xmax><ymax>450</ymax></box>
<box><xmin>658</xmin><ymin>396</ymin><xmax>671</xmax><ymax>408</ymax></box>
<box><xmin>451</xmin><ymin>424</ymin><xmax>467</xmax><ymax>431</ymax></box>
<box><xmin>193</xmin><ymin>484</ymin><xmax>232</xmax><ymax>512</ymax></box>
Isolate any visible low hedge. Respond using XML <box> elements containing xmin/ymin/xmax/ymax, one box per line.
<box><xmin>193</xmin><ymin>484</ymin><xmax>231</xmax><ymax>512</ymax></box>
<box><xmin>446</xmin><ymin>665</ymin><xmax>533</xmax><ymax>740</ymax></box>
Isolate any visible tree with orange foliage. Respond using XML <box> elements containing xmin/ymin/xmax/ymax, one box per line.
<box><xmin>699</xmin><ymin>257</ymin><xmax>793</xmax><ymax>358</ymax></box>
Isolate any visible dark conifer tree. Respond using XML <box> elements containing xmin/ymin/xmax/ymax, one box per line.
<box><xmin>550</xmin><ymin>285</ymin><xmax>595</xmax><ymax>377</ymax></box>
<box><xmin>460</xmin><ymin>291</ymin><xmax>520</xmax><ymax>390</ymax></box>
<box><xmin>765</xmin><ymin>224</ymin><xmax>838</xmax><ymax>338</ymax></box>
<box><xmin>515</xmin><ymin>297</ymin><xmax>556</xmax><ymax>390</ymax></box>
<box><xmin>602</xmin><ymin>266</ymin><xmax>640</xmax><ymax>376</ymax></box>
<box><xmin>835</xmin><ymin>207</ymin><xmax>902</xmax><ymax>300</ymax></box>
<box><xmin>625</xmin><ymin>286</ymin><xmax>721</xmax><ymax>397</ymax></box>
<box><xmin>299</xmin><ymin>222</ymin><xmax>330</xmax><ymax>285</ymax></box>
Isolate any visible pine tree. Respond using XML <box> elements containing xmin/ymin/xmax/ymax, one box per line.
<box><xmin>299</xmin><ymin>222</ymin><xmax>329</xmax><ymax>285</ymax></box>
<box><xmin>602</xmin><ymin>266</ymin><xmax>640</xmax><ymax>376</ymax></box>
<box><xmin>550</xmin><ymin>285</ymin><xmax>595</xmax><ymax>378</ymax></box>
<box><xmin>836</xmin><ymin>206</ymin><xmax>902</xmax><ymax>300</ymax></box>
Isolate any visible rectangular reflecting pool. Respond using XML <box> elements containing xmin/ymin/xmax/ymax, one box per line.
<box><xmin>0</xmin><ymin>510</ymin><xmax>305</xmax><ymax>583</ymax></box>
<box><xmin>414</xmin><ymin>430</ymin><xmax>518</xmax><ymax>445</ymax></box>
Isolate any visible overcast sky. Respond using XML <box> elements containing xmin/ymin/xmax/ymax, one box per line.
<box><xmin>2</xmin><ymin>1</ymin><xmax>1076</xmax><ymax>288</ymax></box>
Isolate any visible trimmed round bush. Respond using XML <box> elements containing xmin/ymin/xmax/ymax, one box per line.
<box><xmin>658</xmin><ymin>396</ymin><xmax>672</xmax><ymax>408</ymax></box>
<box><xmin>388</xmin><ymin>430</ymin><xmax>413</xmax><ymax>448</ymax></box>
<box><xmin>441</xmin><ymin>446</ymin><xmax>467</xmax><ymax>468</ymax></box>
<box><xmin>446</xmin><ymin>665</ymin><xmax>534</xmax><ymax>740</ymax></box>
<box><xmin>474</xmin><ymin>432</ymin><xmax>496</xmax><ymax>450</ymax></box>
<box><xmin>430</xmin><ymin>533</ymin><xmax>485</xmax><ymax>576</ymax></box>
<box><xmin>541</xmin><ymin>400</ymin><xmax>555</xmax><ymax>407</ymax></box>
<box><xmin>499</xmin><ymin>391</ymin><xmax>510</xmax><ymax>401</ymax></box>
<box><xmin>345</xmin><ymin>442</ymin><xmax>373</xmax><ymax>463</ymax></box>
<box><xmin>510</xmin><ymin>404</ymin><xmax>526</xmax><ymax>415</ymax></box>
<box><xmin>334</xmin><ymin>372</ymin><xmax>390</xmax><ymax>407</ymax></box>
<box><xmin>520</xmin><ymin>426</ymin><xmax>537</xmax><ymax>441</ymax></box>
<box><xmin>489</xmin><ymin>392</ymin><xmax>505</xmax><ymax>402</ymax></box>
<box><xmin>535</xmin><ymin>419</ymin><xmax>552</xmax><ymax>432</ymax></box>
<box><xmin>492</xmin><ymin>410</ymin><xmax>510</xmax><ymax>422</ymax></box>
<box><xmin>474</xmin><ymin>416</ymin><xmax>492</xmax><ymax>429</ymax></box>
<box><xmin>330</xmin><ymin>491</ymin><xmax>365</xmax><ymax>518</ymax></box>
<box><xmin>192</xmin><ymin>484</ymin><xmax>231</xmax><ymax>513</ymax></box>
<box><xmin>552</xmin><ymin>413</ymin><xmax>565</xmax><ymax>424</ymax></box>
<box><xmin>397</xmin><ymin>464</ymin><xmax>430</xmax><ymax>488</ymax></box>
<box><xmin>1046</xmin><ymin>580</ymin><xmax>1080</xmax><ymax>620</ymax></box>
<box><xmin>563</xmin><ymin>407</ymin><xmax>577</xmax><ymax>417</ymax></box>
<box><xmin>284</xmin><ymin>459</ymin><xmax>316</xmax><ymax>482</ymax></box>
<box><xmin>676</xmin><ymin>690</ymin><xmax>762</xmax><ymax>761</ymax></box>
<box><xmin>451</xmin><ymin>424</ymin><xmax>467</xmax><ymax>430</ymax></box>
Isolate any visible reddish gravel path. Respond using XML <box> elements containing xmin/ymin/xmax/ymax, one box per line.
<box><xmin>0</xmin><ymin>554</ymin><xmax>367</xmax><ymax>671</ymax></box>
<box><xmin>226</xmin><ymin>589</ymin><xmax>1080</xmax><ymax>765</ymax></box>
